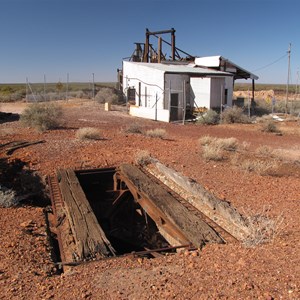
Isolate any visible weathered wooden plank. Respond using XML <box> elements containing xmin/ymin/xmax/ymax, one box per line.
<box><xmin>146</xmin><ymin>160</ymin><xmax>250</xmax><ymax>240</ymax></box>
<box><xmin>118</xmin><ymin>164</ymin><xmax>223</xmax><ymax>248</ymax></box>
<box><xmin>57</xmin><ymin>169</ymin><xmax>116</xmax><ymax>260</ymax></box>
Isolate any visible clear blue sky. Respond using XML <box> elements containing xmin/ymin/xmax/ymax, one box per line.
<box><xmin>0</xmin><ymin>0</ymin><xmax>299</xmax><ymax>84</ymax></box>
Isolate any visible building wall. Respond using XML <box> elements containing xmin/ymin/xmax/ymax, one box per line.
<box><xmin>122</xmin><ymin>61</ymin><xmax>234</xmax><ymax>121</ymax></box>
<box><xmin>129</xmin><ymin>106</ymin><xmax>170</xmax><ymax>122</ymax></box>
<box><xmin>190</xmin><ymin>76</ymin><xmax>233</xmax><ymax>110</ymax></box>
<box><xmin>210</xmin><ymin>77</ymin><xmax>225</xmax><ymax>108</ymax></box>
<box><xmin>122</xmin><ymin>61</ymin><xmax>169</xmax><ymax>122</ymax></box>
<box><xmin>190</xmin><ymin>77</ymin><xmax>211</xmax><ymax>109</ymax></box>
<box><xmin>122</xmin><ymin>61</ymin><xmax>165</xmax><ymax>109</ymax></box>
<box><xmin>164</xmin><ymin>74</ymin><xmax>190</xmax><ymax>121</ymax></box>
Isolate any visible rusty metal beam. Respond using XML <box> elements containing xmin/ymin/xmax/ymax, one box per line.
<box><xmin>171</xmin><ymin>29</ymin><xmax>175</xmax><ymax>60</ymax></box>
<box><xmin>114</xmin><ymin>172</ymin><xmax>190</xmax><ymax>246</ymax></box>
<box><xmin>114</xmin><ymin>165</ymin><xmax>224</xmax><ymax>248</ymax></box>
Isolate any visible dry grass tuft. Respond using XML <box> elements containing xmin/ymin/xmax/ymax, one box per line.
<box><xmin>202</xmin><ymin>145</ymin><xmax>224</xmax><ymax>161</ymax></box>
<box><xmin>240</xmin><ymin>141</ymin><xmax>251</xmax><ymax>151</ymax></box>
<box><xmin>232</xmin><ymin>157</ymin><xmax>279</xmax><ymax>175</ymax></box>
<box><xmin>145</xmin><ymin>128</ymin><xmax>166</xmax><ymax>139</ymax></box>
<box><xmin>255</xmin><ymin>145</ymin><xmax>274</xmax><ymax>157</ymax></box>
<box><xmin>198</xmin><ymin>135</ymin><xmax>217</xmax><ymax>146</ymax></box>
<box><xmin>199</xmin><ymin>136</ymin><xmax>238</xmax><ymax>161</ymax></box>
<box><xmin>76</xmin><ymin>127</ymin><xmax>103</xmax><ymax>140</ymax></box>
<box><xmin>243</xmin><ymin>206</ymin><xmax>284</xmax><ymax>247</ymax></box>
<box><xmin>215</xmin><ymin>137</ymin><xmax>238</xmax><ymax>151</ymax></box>
<box><xmin>123</xmin><ymin>123</ymin><xmax>143</xmax><ymax>134</ymax></box>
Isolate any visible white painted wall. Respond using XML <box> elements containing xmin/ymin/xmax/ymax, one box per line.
<box><xmin>129</xmin><ymin>106</ymin><xmax>170</xmax><ymax>122</ymax></box>
<box><xmin>190</xmin><ymin>76</ymin><xmax>233</xmax><ymax>109</ymax></box>
<box><xmin>190</xmin><ymin>77</ymin><xmax>211</xmax><ymax>109</ymax></box>
<box><xmin>122</xmin><ymin>61</ymin><xmax>165</xmax><ymax>109</ymax></box>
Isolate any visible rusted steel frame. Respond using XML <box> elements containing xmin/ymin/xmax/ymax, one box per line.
<box><xmin>55</xmin><ymin>243</ymin><xmax>195</xmax><ymax>267</ymax></box>
<box><xmin>114</xmin><ymin>171</ymin><xmax>191</xmax><ymax>246</ymax></box>
<box><xmin>147</xmin><ymin>28</ymin><xmax>176</xmax><ymax>35</ymax></box>
<box><xmin>104</xmin><ymin>189</ymin><xmax>131</xmax><ymax>219</ymax></box>
<box><xmin>46</xmin><ymin>175</ymin><xmax>66</xmax><ymax>264</ymax></box>
<box><xmin>75</xmin><ymin>167</ymin><xmax>115</xmax><ymax>176</ymax></box>
<box><xmin>131</xmin><ymin>243</ymin><xmax>195</xmax><ymax>257</ymax></box>
<box><xmin>113</xmin><ymin>172</ymin><xmax>124</xmax><ymax>191</ymax></box>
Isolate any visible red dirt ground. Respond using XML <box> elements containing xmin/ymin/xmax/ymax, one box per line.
<box><xmin>0</xmin><ymin>100</ymin><xmax>299</xmax><ymax>300</ymax></box>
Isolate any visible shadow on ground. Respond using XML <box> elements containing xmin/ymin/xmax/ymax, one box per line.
<box><xmin>0</xmin><ymin>157</ymin><xmax>50</xmax><ymax>207</ymax></box>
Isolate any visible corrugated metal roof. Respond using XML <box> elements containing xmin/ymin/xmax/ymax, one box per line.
<box><xmin>125</xmin><ymin>62</ymin><xmax>232</xmax><ymax>76</ymax></box>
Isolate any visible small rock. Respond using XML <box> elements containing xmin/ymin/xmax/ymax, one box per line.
<box><xmin>20</xmin><ymin>220</ymin><xmax>34</xmax><ymax>228</ymax></box>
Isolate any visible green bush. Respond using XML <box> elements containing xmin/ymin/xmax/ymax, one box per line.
<box><xmin>20</xmin><ymin>103</ymin><xmax>63</xmax><ymax>132</ymax></box>
<box><xmin>95</xmin><ymin>88</ymin><xmax>119</xmax><ymax>104</ymax></box>
<box><xmin>221</xmin><ymin>106</ymin><xmax>250</xmax><ymax>124</ymax></box>
<box><xmin>197</xmin><ymin>110</ymin><xmax>220</xmax><ymax>125</ymax></box>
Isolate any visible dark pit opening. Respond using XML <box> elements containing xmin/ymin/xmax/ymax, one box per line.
<box><xmin>76</xmin><ymin>168</ymin><xmax>172</xmax><ymax>257</ymax></box>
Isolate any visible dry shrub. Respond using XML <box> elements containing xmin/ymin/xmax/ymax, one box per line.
<box><xmin>124</xmin><ymin>123</ymin><xmax>143</xmax><ymax>134</ymax></box>
<box><xmin>198</xmin><ymin>135</ymin><xmax>217</xmax><ymax>146</ymax></box>
<box><xmin>145</xmin><ymin>128</ymin><xmax>166</xmax><ymax>139</ymax></box>
<box><xmin>0</xmin><ymin>186</ymin><xmax>18</xmax><ymax>208</ymax></box>
<box><xmin>221</xmin><ymin>106</ymin><xmax>250</xmax><ymax>124</ymax></box>
<box><xmin>199</xmin><ymin>136</ymin><xmax>238</xmax><ymax>161</ymax></box>
<box><xmin>134</xmin><ymin>150</ymin><xmax>152</xmax><ymax>166</ymax></box>
<box><xmin>243</xmin><ymin>206</ymin><xmax>284</xmax><ymax>247</ymax></box>
<box><xmin>20</xmin><ymin>102</ymin><xmax>63</xmax><ymax>132</ymax></box>
<box><xmin>260</xmin><ymin>119</ymin><xmax>280</xmax><ymax>133</ymax></box>
<box><xmin>237</xmin><ymin>158</ymin><xmax>279</xmax><ymax>175</ymax></box>
<box><xmin>240</xmin><ymin>141</ymin><xmax>251</xmax><ymax>151</ymax></box>
<box><xmin>256</xmin><ymin>115</ymin><xmax>273</xmax><ymax>123</ymax></box>
<box><xmin>215</xmin><ymin>137</ymin><xmax>238</xmax><ymax>151</ymax></box>
<box><xmin>95</xmin><ymin>88</ymin><xmax>119</xmax><ymax>104</ymax></box>
<box><xmin>199</xmin><ymin>136</ymin><xmax>238</xmax><ymax>151</ymax></box>
<box><xmin>76</xmin><ymin>127</ymin><xmax>102</xmax><ymax>140</ymax></box>
<box><xmin>255</xmin><ymin>145</ymin><xmax>274</xmax><ymax>157</ymax></box>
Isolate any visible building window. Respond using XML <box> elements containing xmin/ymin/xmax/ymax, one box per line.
<box><xmin>224</xmin><ymin>89</ymin><xmax>228</xmax><ymax>105</ymax></box>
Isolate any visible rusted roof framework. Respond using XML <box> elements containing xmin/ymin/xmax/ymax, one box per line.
<box><xmin>130</xmin><ymin>28</ymin><xmax>194</xmax><ymax>63</ymax></box>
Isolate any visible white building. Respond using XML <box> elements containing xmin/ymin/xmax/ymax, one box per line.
<box><xmin>122</xmin><ymin>57</ymin><xmax>257</xmax><ymax>122</ymax></box>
